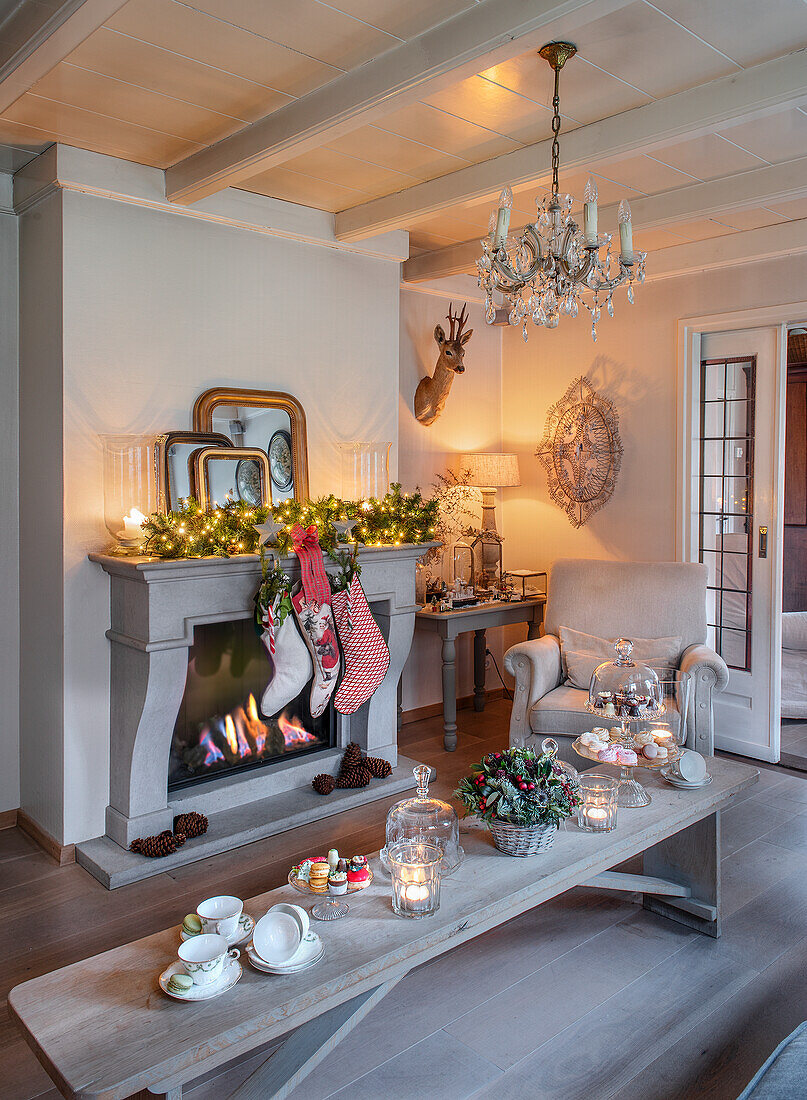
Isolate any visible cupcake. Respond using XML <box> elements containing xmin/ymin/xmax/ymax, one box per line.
<box><xmin>346</xmin><ymin>855</ymin><xmax>370</xmax><ymax>884</ymax></box>
<box><xmin>328</xmin><ymin>870</ymin><xmax>348</xmax><ymax>895</ymax></box>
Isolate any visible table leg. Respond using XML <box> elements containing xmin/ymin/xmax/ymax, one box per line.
<box><xmin>441</xmin><ymin>637</ymin><xmax>458</xmax><ymax>751</ymax></box>
<box><xmin>527</xmin><ymin>606</ymin><xmax>543</xmax><ymax>641</ymax></box>
<box><xmin>642</xmin><ymin>810</ymin><xmax>721</xmax><ymax>937</ymax></box>
<box><xmin>473</xmin><ymin>629</ymin><xmax>487</xmax><ymax>713</ymax></box>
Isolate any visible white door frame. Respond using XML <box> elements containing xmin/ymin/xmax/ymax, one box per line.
<box><xmin>676</xmin><ymin>302</ymin><xmax>807</xmax><ymax>762</ymax></box>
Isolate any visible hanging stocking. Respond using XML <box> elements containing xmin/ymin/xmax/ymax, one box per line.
<box><xmin>259</xmin><ymin>592</ymin><xmax>312</xmax><ymax>717</ymax></box>
<box><xmin>332</xmin><ymin>574</ymin><xmax>390</xmax><ymax>715</ymax></box>
<box><xmin>289</xmin><ymin>524</ymin><xmax>341</xmax><ymax>718</ymax></box>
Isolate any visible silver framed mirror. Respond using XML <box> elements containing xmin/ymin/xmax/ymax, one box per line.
<box><xmin>155</xmin><ymin>431</ymin><xmax>234</xmax><ymax>512</ymax></box>
<box><xmin>188</xmin><ymin>446</ymin><xmax>272</xmax><ymax>509</ymax></box>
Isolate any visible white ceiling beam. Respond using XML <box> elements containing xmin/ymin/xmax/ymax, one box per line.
<box><xmin>0</xmin><ymin>0</ymin><xmax>129</xmax><ymax>114</ymax></box>
<box><xmin>401</xmin><ymin>154</ymin><xmax>807</xmax><ymax>282</ymax></box>
<box><xmin>164</xmin><ymin>0</ymin><xmax>632</xmax><ymax>206</ymax></box>
<box><xmin>647</xmin><ymin>216</ymin><xmax>807</xmax><ymax>282</ymax></box>
<box><xmin>339</xmin><ymin>49</ymin><xmax>807</xmax><ymax>242</ymax></box>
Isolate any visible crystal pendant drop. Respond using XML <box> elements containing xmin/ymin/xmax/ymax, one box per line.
<box><xmin>627</xmin><ymin>285</ymin><xmax>635</xmax><ymax>304</ymax></box>
<box><xmin>607</xmin><ymin>298</ymin><xmax>614</xmax><ymax>318</ymax></box>
<box><xmin>508</xmin><ymin>304</ymin><xmax>520</xmax><ymax>325</ymax></box>
<box><xmin>545</xmin><ymin>311</ymin><xmax>559</xmax><ymax>329</ymax></box>
<box><xmin>485</xmin><ymin>298</ymin><xmax>496</xmax><ymax>324</ymax></box>
<box><xmin>591</xmin><ymin>323</ymin><xmax>597</xmax><ymax>342</ymax></box>
<box><xmin>569</xmin><ymin>296</ymin><xmax>579</xmax><ymax>318</ymax></box>
<box><xmin>522</xmin><ymin>322</ymin><xmax>529</xmax><ymax>343</ymax></box>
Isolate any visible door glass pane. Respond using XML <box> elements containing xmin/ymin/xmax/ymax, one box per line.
<box><xmin>698</xmin><ymin>356</ymin><xmax>755</xmax><ymax>672</ymax></box>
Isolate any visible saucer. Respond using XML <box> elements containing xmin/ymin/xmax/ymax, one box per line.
<box><xmin>181</xmin><ymin>913</ymin><xmax>255</xmax><ymax>947</ymax></box>
<box><xmin>660</xmin><ymin>766</ymin><xmax>712</xmax><ymax>789</ymax></box>
<box><xmin>246</xmin><ymin>931</ymin><xmax>324</xmax><ymax>974</ymax></box>
<box><xmin>159</xmin><ymin>957</ymin><xmax>242</xmax><ymax>1001</ymax></box>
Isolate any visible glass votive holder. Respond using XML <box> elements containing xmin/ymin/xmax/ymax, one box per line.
<box><xmin>388</xmin><ymin>841</ymin><xmax>442</xmax><ymax>919</ymax></box>
<box><xmin>577</xmin><ymin>773</ymin><xmax>618</xmax><ymax>833</ymax></box>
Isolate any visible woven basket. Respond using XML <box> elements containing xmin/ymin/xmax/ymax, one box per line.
<box><xmin>488</xmin><ymin>818</ymin><xmax>557</xmax><ymax>857</ymax></box>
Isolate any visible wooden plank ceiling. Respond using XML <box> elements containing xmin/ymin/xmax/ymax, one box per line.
<box><xmin>0</xmin><ymin>0</ymin><xmax>806</xmax><ymax>261</ymax></box>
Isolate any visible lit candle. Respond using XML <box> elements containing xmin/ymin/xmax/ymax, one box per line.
<box><xmin>493</xmin><ymin>186</ymin><xmax>513</xmax><ymax>249</ymax></box>
<box><xmin>618</xmin><ymin>199</ymin><xmax>633</xmax><ymax>262</ymax></box>
<box><xmin>583</xmin><ymin>177</ymin><xmax>598</xmax><ymax>242</ymax></box>
<box><xmin>401</xmin><ymin>883</ymin><xmax>430</xmax><ymax>912</ymax></box>
<box><xmin>584</xmin><ymin>807</ymin><xmax>608</xmax><ymax>825</ymax></box>
<box><xmin>121</xmin><ymin>508</ymin><xmax>146</xmax><ymax>541</ymax></box>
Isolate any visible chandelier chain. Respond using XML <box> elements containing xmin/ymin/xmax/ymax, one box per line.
<box><xmin>551</xmin><ymin>65</ymin><xmax>561</xmax><ymax>199</ymax></box>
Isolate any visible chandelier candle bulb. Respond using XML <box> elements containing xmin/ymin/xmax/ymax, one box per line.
<box><xmin>618</xmin><ymin>200</ymin><xmax>634</xmax><ymax>262</ymax></box>
<box><xmin>493</xmin><ymin>186</ymin><xmax>513</xmax><ymax>248</ymax></box>
<box><xmin>583</xmin><ymin>177</ymin><xmax>598</xmax><ymax>242</ymax></box>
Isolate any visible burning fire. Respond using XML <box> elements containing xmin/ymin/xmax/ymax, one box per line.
<box><xmin>195</xmin><ymin>694</ymin><xmax>318</xmax><ymax>771</ymax></box>
<box><xmin>278</xmin><ymin>711</ymin><xmax>319</xmax><ymax>749</ymax></box>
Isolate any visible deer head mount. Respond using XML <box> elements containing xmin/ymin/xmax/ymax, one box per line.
<box><xmin>414</xmin><ymin>303</ymin><xmax>473</xmax><ymax>427</ymax></box>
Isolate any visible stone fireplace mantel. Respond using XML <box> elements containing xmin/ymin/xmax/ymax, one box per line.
<box><xmin>78</xmin><ymin>543</ymin><xmax>435</xmax><ymax>887</ymax></box>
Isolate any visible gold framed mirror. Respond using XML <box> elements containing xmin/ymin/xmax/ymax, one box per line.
<box><xmin>192</xmin><ymin>388</ymin><xmax>309</xmax><ymax>502</ymax></box>
<box><xmin>188</xmin><ymin>446</ymin><xmax>272</xmax><ymax>509</ymax></box>
<box><xmin>154</xmin><ymin>430</ymin><xmax>234</xmax><ymax>512</ymax></box>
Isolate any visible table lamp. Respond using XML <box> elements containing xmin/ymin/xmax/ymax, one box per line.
<box><xmin>458</xmin><ymin>453</ymin><xmax>520</xmax><ymax>582</ymax></box>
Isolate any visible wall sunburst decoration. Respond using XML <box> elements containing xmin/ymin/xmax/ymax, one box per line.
<box><xmin>536</xmin><ymin>376</ymin><xmax>623</xmax><ymax>528</ymax></box>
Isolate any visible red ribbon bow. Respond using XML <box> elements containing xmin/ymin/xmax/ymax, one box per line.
<box><xmin>290</xmin><ymin>523</ymin><xmax>319</xmax><ymax>553</ymax></box>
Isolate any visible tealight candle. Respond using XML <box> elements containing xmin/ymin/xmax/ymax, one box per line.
<box><xmin>388</xmin><ymin>841</ymin><xmax>442</xmax><ymax>919</ymax></box>
<box><xmin>577</xmin><ymin>774</ymin><xmax>618</xmax><ymax>833</ymax></box>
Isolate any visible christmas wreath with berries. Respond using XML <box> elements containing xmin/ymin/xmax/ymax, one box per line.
<box><xmin>455</xmin><ymin>745</ymin><xmax>580</xmax><ymax>829</ymax></box>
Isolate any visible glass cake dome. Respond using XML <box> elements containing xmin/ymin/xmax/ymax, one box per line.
<box><xmin>384</xmin><ymin>765</ymin><xmax>463</xmax><ymax>877</ymax></box>
<box><xmin>588</xmin><ymin>639</ymin><xmax>663</xmax><ymax>719</ymax></box>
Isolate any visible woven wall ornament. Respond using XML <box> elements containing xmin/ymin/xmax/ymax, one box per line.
<box><xmin>536</xmin><ymin>376</ymin><xmax>623</xmax><ymax>528</ymax></box>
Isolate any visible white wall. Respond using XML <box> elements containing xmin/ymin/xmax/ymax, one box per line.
<box><xmin>501</xmin><ymin>255</ymin><xmax>807</xmax><ymax>573</ymax></box>
<box><xmin>0</xmin><ymin>207</ymin><xmax>19</xmax><ymax>813</ymax></box>
<box><xmin>398</xmin><ymin>287</ymin><xmax>506</xmax><ymax>712</ymax></box>
<box><xmin>22</xmin><ymin>186</ymin><xmax>403</xmax><ymax>844</ymax></box>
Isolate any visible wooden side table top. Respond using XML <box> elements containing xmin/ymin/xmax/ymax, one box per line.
<box><xmin>415</xmin><ymin>595</ymin><xmax>546</xmax><ymax>636</ymax></box>
<box><xmin>9</xmin><ymin>757</ymin><xmax>757</xmax><ymax>1100</ymax></box>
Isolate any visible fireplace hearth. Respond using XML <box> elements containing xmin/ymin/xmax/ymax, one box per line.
<box><xmin>81</xmin><ymin>544</ymin><xmax>432</xmax><ymax>887</ymax></box>
<box><xmin>169</xmin><ymin>618</ymin><xmax>331</xmax><ymax>790</ymax></box>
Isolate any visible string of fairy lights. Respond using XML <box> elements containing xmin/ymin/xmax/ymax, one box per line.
<box><xmin>140</xmin><ymin>484</ymin><xmax>439</xmax><ymax>560</ymax></box>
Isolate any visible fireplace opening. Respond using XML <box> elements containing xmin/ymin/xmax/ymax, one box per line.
<box><xmin>169</xmin><ymin>618</ymin><xmax>332</xmax><ymax>791</ymax></box>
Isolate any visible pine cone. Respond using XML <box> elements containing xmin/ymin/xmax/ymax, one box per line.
<box><xmin>366</xmin><ymin>756</ymin><xmax>392</xmax><ymax>779</ymax></box>
<box><xmin>336</xmin><ymin>763</ymin><xmax>372</xmax><ymax>789</ymax></box>
<box><xmin>130</xmin><ymin>830</ymin><xmax>186</xmax><ymax>858</ymax></box>
<box><xmin>174</xmin><ymin>811</ymin><xmax>209</xmax><ymax>839</ymax></box>
<box><xmin>312</xmin><ymin>773</ymin><xmax>336</xmax><ymax>795</ymax></box>
<box><xmin>340</xmin><ymin>742</ymin><xmax>363</xmax><ymax>771</ymax></box>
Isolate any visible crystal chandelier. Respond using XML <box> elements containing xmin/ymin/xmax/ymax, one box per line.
<box><xmin>477</xmin><ymin>42</ymin><xmax>646</xmax><ymax>342</ymax></box>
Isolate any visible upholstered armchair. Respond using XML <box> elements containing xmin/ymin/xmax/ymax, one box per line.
<box><xmin>504</xmin><ymin>559</ymin><xmax>730</xmax><ymax>759</ymax></box>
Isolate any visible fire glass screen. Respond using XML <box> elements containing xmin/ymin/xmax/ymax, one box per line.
<box><xmin>169</xmin><ymin>618</ymin><xmax>331</xmax><ymax>791</ymax></box>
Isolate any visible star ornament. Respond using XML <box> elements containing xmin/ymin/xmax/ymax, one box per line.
<box><xmin>333</xmin><ymin>519</ymin><xmax>360</xmax><ymax>544</ymax></box>
<box><xmin>254</xmin><ymin>519</ymin><xmax>285</xmax><ymax>547</ymax></box>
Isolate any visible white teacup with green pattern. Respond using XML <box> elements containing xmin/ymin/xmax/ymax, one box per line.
<box><xmin>177</xmin><ymin>933</ymin><xmax>239</xmax><ymax>986</ymax></box>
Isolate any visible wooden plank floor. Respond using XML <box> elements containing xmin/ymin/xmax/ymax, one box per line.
<box><xmin>3</xmin><ymin>700</ymin><xmax>807</xmax><ymax>1100</ymax></box>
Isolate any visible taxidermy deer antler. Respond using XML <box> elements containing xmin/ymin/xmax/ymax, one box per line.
<box><xmin>414</xmin><ymin>303</ymin><xmax>473</xmax><ymax>426</ymax></box>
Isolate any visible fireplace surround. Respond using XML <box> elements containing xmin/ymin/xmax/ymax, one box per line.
<box><xmin>79</xmin><ymin>543</ymin><xmax>431</xmax><ymax>887</ymax></box>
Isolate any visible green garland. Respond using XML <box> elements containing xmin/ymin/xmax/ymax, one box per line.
<box><xmin>141</xmin><ymin>484</ymin><xmax>438</xmax><ymax>560</ymax></box>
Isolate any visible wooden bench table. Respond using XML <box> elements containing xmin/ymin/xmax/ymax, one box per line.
<box><xmin>9</xmin><ymin>757</ymin><xmax>758</xmax><ymax>1100</ymax></box>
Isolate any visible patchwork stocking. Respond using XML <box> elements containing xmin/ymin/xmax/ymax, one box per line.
<box><xmin>259</xmin><ymin>593</ymin><xmax>312</xmax><ymax>717</ymax></box>
<box><xmin>332</xmin><ymin>574</ymin><xmax>390</xmax><ymax>715</ymax></box>
<box><xmin>290</xmin><ymin>524</ymin><xmax>341</xmax><ymax>718</ymax></box>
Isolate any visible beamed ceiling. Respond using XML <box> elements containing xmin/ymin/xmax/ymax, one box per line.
<box><xmin>0</xmin><ymin>0</ymin><xmax>806</xmax><ymax>275</ymax></box>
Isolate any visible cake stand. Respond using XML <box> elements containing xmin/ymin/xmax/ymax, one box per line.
<box><xmin>288</xmin><ymin>868</ymin><xmax>374</xmax><ymax>921</ymax></box>
<box><xmin>573</xmin><ymin>726</ymin><xmax>679</xmax><ymax>808</ymax></box>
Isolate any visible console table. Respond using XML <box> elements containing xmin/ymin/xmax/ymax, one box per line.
<box><xmin>415</xmin><ymin>596</ymin><xmax>546</xmax><ymax>750</ymax></box>
<box><xmin>9</xmin><ymin>757</ymin><xmax>757</xmax><ymax>1100</ymax></box>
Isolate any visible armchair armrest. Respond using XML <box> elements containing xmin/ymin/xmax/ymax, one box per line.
<box><xmin>782</xmin><ymin>611</ymin><xmax>807</xmax><ymax>651</ymax></box>
<box><xmin>679</xmin><ymin>643</ymin><xmax>730</xmax><ymax>756</ymax></box>
<box><xmin>504</xmin><ymin>635</ymin><xmax>563</xmax><ymax>746</ymax></box>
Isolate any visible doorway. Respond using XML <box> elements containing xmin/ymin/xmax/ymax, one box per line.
<box><xmin>780</xmin><ymin>325</ymin><xmax>807</xmax><ymax>771</ymax></box>
<box><xmin>678</xmin><ymin>309</ymin><xmax>791</xmax><ymax>762</ymax></box>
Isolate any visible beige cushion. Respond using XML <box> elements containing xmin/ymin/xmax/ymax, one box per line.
<box><xmin>529</xmin><ymin>685</ymin><xmax>592</xmax><ymax>736</ymax></box>
<box><xmin>558</xmin><ymin>626</ymin><xmax>683</xmax><ymax>691</ymax></box>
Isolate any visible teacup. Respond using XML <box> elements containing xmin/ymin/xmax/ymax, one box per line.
<box><xmin>252</xmin><ymin>910</ymin><xmax>301</xmax><ymax>966</ymax></box>
<box><xmin>197</xmin><ymin>895</ymin><xmax>243</xmax><ymax>940</ymax></box>
<box><xmin>268</xmin><ymin>902</ymin><xmax>309</xmax><ymax>943</ymax></box>
<box><xmin>670</xmin><ymin>749</ymin><xmax>707</xmax><ymax>783</ymax></box>
<box><xmin>177</xmin><ymin>933</ymin><xmax>240</xmax><ymax>986</ymax></box>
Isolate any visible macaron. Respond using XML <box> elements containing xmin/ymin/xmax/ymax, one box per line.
<box><xmin>167</xmin><ymin>973</ymin><xmax>194</xmax><ymax>995</ymax></box>
<box><xmin>655</xmin><ymin>745</ymin><xmax>669</xmax><ymax>760</ymax></box>
<box><xmin>182</xmin><ymin>913</ymin><xmax>202</xmax><ymax>936</ymax></box>
<box><xmin>642</xmin><ymin>742</ymin><xmax>659</xmax><ymax>760</ymax></box>
<box><xmin>308</xmin><ymin>860</ymin><xmax>330</xmax><ymax>893</ymax></box>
